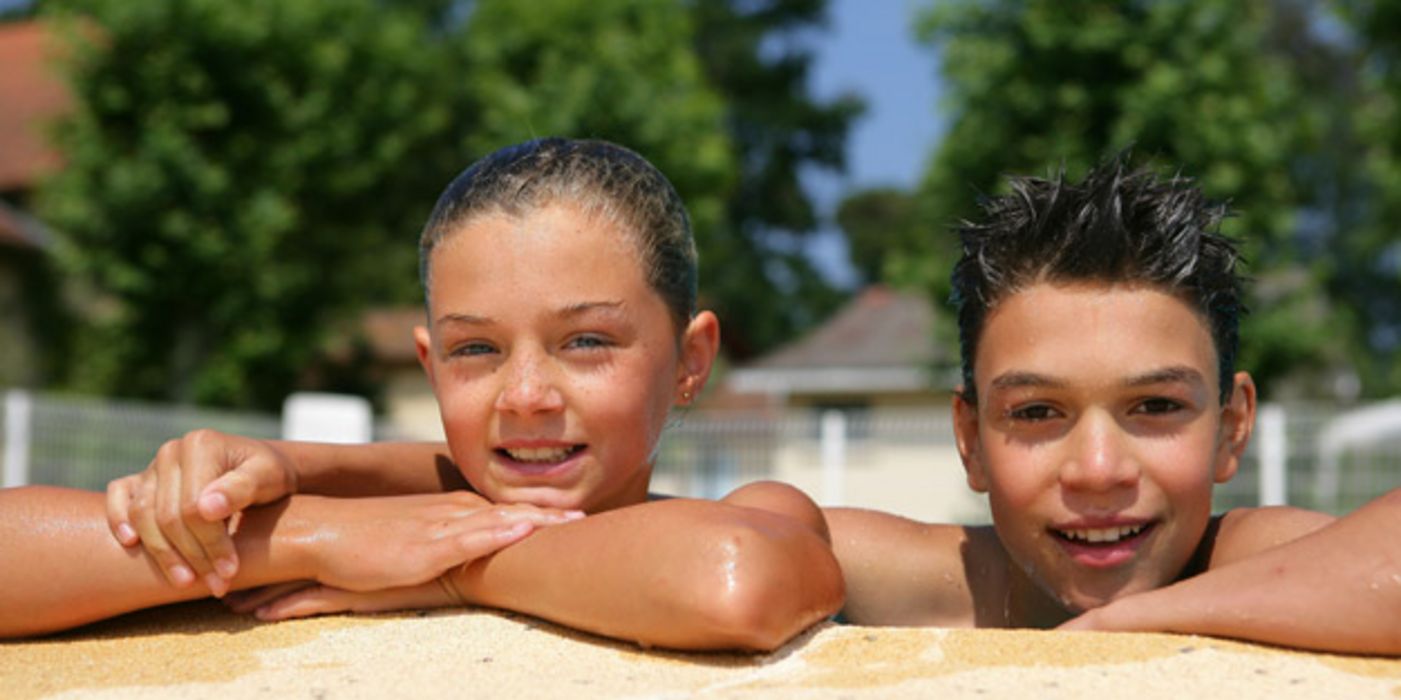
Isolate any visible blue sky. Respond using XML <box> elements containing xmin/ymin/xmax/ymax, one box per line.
<box><xmin>803</xmin><ymin>0</ymin><xmax>944</xmax><ymax>287</ymax></box>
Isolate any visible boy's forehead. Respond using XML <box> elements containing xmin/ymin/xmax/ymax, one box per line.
<box><xmin>975</xmin><ymin>281</ymin><xmax>1219</xmax><ymax>390</ymax></box>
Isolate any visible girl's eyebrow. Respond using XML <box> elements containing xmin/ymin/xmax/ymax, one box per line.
<box><xmin>560</xmin><ymin>300</ymin><xmax>625</xmax><ymax>318</ymax></box>
<box><xmin>434</xmin><ymin>301</ymin><xmax>626</xmax><ymax>328</ymax></box>
<box><xmin>435</xmin><ymin>312</ymin><xmax>494</xmax><ymax>327</ymax></box>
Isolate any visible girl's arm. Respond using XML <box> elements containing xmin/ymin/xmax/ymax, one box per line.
<box><xmin>1062</xmin><ymin>488</ymin><xmax>1401</xmax><ymax>656</ymax></box>
<box><xmin>106</xmin><ymin>432</ymin><xmax>460</xmax><ymax>593</ymax></box>
<box><xmin>1</xmin><ymin>486</ymin><xmax>570</xmax><ymax>638</ymax></box>
<box><xmin>254</xmin><ymin>482</ymin><xmax>846</xmax><ymax>652</ymax></box>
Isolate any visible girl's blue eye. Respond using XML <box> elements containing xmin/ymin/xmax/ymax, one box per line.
<box><xmin>451</xmin><ymin>341</ymin><xmax>496</xmax><ymax>357</ymax></box>
<box><xmin>567</xmin><ymin>334</ymin><xmax>611</xmax><ymax>350</ymax></box>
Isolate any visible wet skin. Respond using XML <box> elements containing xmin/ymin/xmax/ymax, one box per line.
<box><xmin>955</xmin><ymin>281</ymin><xmax>1255</xmax><ymax>619</ymax></box>
<box><xmin>415</xmin><ymin>202</ymin><xmax>711</xmax><ymax>514</ymax></box>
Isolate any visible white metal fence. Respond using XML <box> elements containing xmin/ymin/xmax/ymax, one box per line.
<box><xmin>2</xmin><ymin>389</ymin><xmax>1398</xmax><ymax>517</ymax></box>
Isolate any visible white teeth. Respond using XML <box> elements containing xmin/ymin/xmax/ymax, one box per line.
<box><xmin>504</xmin><ymin>446</ymin><xmax>575</xmax><ymax>463</ymax></box>
<box><xmin>1059</xmin><ymin>524</ymin><xmax>1145</xmax><ymax>544</ymax></box>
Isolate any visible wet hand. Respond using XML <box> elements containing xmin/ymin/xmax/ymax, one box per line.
<box><xmin>105</xmin><ymin>429</ymin><xmax>299</xmax><ymax>596</ymax></box>
<box><xmin>301</xmin><ymin>492</ymin><xmax>583</xmax><ymax>593</ymax></box>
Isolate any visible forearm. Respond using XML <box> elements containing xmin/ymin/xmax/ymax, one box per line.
<box><xmin>1076</xmin><ymin>489</ymin><xmax>1401</xmax><ymax>655</ymax></box>
<box><xmin>451</xmin><ymin>498</ymin><xmax>843</xmax><ymax>651</ymax></box>
<box><xmin>277</xmin><ymin>441</ymin><xmax>465</xmax><ymax>497</ymax></box>
<box><xmin>0</xmin><ymin>487</ymin><xmax>318</xmax><ymax>638</ymax></box>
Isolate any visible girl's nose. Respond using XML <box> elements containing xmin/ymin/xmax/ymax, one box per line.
<box><xmin>1059</xmin><ymin>410</ymin><xmax>1139</xmax><ymax>492</ymax></box>
<box><xmin>495</xmin><ymin>349</ymin><xmax>565</xmax><ymax>415</ymax></box>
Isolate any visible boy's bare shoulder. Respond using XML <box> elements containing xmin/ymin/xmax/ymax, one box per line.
<box><xmin>826</xmin><ymin>507</ymin><xmax>1001</xmax><ymax>627</ymax></box>
<box><xmin>1205</xmin><ymin>506</ymin><xmax>1336</xmax><ymax>569</ymax></box>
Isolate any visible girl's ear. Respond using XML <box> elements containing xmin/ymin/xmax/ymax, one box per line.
<box><xmin>953</xmin><ymin>389</ymin><xmax>989</xmax><ymax>493</ymax></box>
<box><xmin>413</xmin><ymin>325</ymin><xmax>436</xmax><ymax>386</ymax></box>
<box><xmin>1214</xmin><ymin>371</ymin><xmax>1257</xmax><ymax>484</ymax></box>
<box><xmin>676</xmin><ymin>311</ymin><xmax>720</xmax><ymax>405</ymax></box>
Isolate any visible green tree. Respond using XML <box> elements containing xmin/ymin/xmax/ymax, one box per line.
<box><xmin>40</xmin><ymin>0</ymin><xmax>470</xmax><ymax>408</ymax></box>
<box><xmin>899</xmin><ymin>0</ymin><xmax>1350</xmax><ymax>397</ymax></box>
<box><xmin>1337</xmin><ymin>0</ymin><xmax>1401</xmax><ymax>395</ymax></box>
<box><xmin>835</xmin><ymin>187</ymin><xmax>920</xmax><ymax>285</ymax></box>
<box><xmin>463</xmin><ymin>0</ymin><xmax>862</xmax><ymax>360</ymax></box>
<box><xmin>690</xmin><ymin>0</ymin><xmax>864</xmax><ymax>356</ymax></box>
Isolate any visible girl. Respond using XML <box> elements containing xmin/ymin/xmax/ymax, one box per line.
<box><xmin>1</xmin><ymin>138</ymin><xmax>843</xmax><ymax>649</ymax></box>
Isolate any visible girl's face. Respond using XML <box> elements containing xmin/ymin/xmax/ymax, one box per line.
<box><xmin>414</xmin><ymin>201</ymin><xmax>717</xmax><ymax>513</ymax></box>
<box><xmin>955</xmin><ymin>281</ymin><xmax>1255</xmax><ymax>616</ymax></box>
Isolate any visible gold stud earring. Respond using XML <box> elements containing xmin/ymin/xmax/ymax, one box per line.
<box><xmin>681</xmin><ymin>390</ymin><xmax>692</xmax><ymax>402</ymax></box>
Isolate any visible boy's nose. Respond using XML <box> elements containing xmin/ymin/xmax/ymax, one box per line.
<box><xmin>495</xmin><ymin>349</ymin><xmax>564</xmax><ymax>415</ymax></box>
<box><xmin>1059</xmin><ymin>411</ymin><xmax>1139</xmax><ymax>492</ymax></box>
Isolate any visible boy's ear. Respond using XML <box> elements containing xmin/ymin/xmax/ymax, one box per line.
<box><xmin>1213</xmin><ymin>371</ymin><xmax>1257</xmax><ymax>484</ymax></box>
<box><xmin>676</xmin><ymin>311</ymin><xmax>720</xmax><ymax>405</ymax></box>
<box><xmin>413</xmin><ymin>325</ymin><xmax>436</xmax><ymax>385</ymax></box>
<box><xmin>953</xmin><ymin>388</ymin><xmax>989</xmax><ymax>493</ymax></box>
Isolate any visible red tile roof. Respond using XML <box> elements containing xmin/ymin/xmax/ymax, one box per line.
<box><xmin>0</xmin><ymin>21</ymin><xmax>73</xmax><ymax>192</ymax></box>
<box><xmin>747</xmin><ymin>286</ymin><xmax>946</xmax><ymax>370</ymax></box>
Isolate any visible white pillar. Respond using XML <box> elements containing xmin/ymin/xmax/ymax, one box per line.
<box><xmin>820</xmin><ymin>409</ymin><xmax>847</xmax><ymax>507</ymax></box>
<box><xmin>1257</xmin><ymin>403</ymin><xmax>1288</xmax><ymax>507</ymax></box>
<box><xmin>282</xmin><ymin>392</ymin><xmax>373</xmax><ymax>444</ymax></box>
<box><xmin>3</xmin><ymin>389</ymin><xmax>33</xmax><ymax>487</ymax></box>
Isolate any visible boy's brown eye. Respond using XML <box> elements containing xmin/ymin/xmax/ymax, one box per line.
<box><xmin>1137</xmin><ymin>397</ymin><xmax>1183</xmax><ymax>415</ymax></box>
<box><xmin>1008</xmin><ymin>404</ymin><xmax>1057</xmax><ymax>421</ymax></box>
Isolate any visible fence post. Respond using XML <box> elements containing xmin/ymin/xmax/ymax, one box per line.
<box><xmin>3</xmin><ymin>389</ymin><xmax>33</xmax><ymax>487</ymax></box>
<box><xmin>820</xmin><ymin>409</ymin><xmax>847</xmax><ymax>507</ymax></box>
<box><xmin>1257</xmin><ymin>403</ymin><xmax>1288</xmax><ymax>507</ymax></box>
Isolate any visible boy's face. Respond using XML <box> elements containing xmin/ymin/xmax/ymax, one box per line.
<box><xmin>414</xmin><ymin>202</ymin><xmax>715</xmax><ymax>513</ymax></box>
<box><xmin>954</xmin><ymin>281</ymin><xmax>1255</xmax><ymax>614</ymax></box>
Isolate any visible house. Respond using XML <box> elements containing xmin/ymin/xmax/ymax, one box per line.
<box><xmin>0</xmin><ymin>21</ymin><xmax>70</xmax><ymax>388</ymax></box>
<box><xmin>722</xmin><ymin>286</ymin><xmax>987</xmax><ymax>522</ymax></box>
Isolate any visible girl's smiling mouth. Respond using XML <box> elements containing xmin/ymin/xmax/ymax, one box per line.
<box><xmin>494</xmin><ymin>443</ymin><xmax>588</xmax><ymax>477</ymax></box>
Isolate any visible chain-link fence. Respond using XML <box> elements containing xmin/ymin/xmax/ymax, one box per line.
<box><xmin>3</xmin><ymin>390</ymin><xmax>1397</xmax><ymax>518</ymax></box>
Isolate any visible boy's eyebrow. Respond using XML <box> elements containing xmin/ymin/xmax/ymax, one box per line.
<box><xmin>989</xmin><ymin>371</ymin><xmax>1066</xmax><ymax>391</ymax></box>
<box><xmin>1123</xmin><ymin>366</ymin><xmax>1206</xmax><ymax>387</ymax></box>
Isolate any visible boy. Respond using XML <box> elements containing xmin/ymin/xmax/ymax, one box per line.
<box><xmin>829</xmin><ymin>157</ymin><xmax>1401</xmax><ymax>655</ymax></box>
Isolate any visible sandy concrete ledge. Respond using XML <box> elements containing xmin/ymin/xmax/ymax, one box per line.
<box><xmin>3</xmin><ymin>601</ymin><xmax>1399</xmax><ymax>699</ymax></box>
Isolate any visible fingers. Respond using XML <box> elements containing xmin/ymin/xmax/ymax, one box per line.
<box><xmin>105</xmin><ymin>476</ymin><xmax>141</xmax><ymax>547</ymax></box>
<box><xmin>177</xmin><ymin>435</ymin><xmax>241</xmax><ymax>586</ymax></box>
<box><xmin>129</xmin><ymin>470</ymin><xmax>198</xmax><ymax>589</ymax></box>
<box><xmin>153</xmin><ymin>441</ymin><xmax>225</xmax><ymax>596</ymax></box>
<box><xmin>224</xmin><ymin>581</ymin><xmax>319</xmax><ymax>614</ymax></box>
<box><xmin>254</xmin><ymin>583</ymin><xmax>456</xmax><ymax>622</ymax></box>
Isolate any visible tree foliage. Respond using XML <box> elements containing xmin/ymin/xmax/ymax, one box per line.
<box><xmin>689</xmin><ymin>0</ymin><xmax>864</xmax><ymax>357</ymax></box>
<box><xmin>36</xmin><ymin>0</ymin><xmax>858</xmax><ymax>407</ymax></box>
<box><xmin>40</xmin><ymin>0</ymin><xmax>470</xmax><ymax>407</ymax></box>
<box><xmin>883</xmin><ymin>0</ymin><xmax>1370</xmax><ymax>397</ymax></box>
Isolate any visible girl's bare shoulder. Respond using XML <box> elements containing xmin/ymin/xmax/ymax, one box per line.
<box><xmin>825</xmin><ymin>508</ymin><xmax>1003</xmax><ymax>627</ymax></box>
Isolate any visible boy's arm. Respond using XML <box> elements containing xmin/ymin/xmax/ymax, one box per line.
<box><xmin>106</xmin><ymin>431</ymin><xmax>461</xmax><ymax>593</ymax></box>
<box><xmin>826</xmin><ymin>507</ymin><xmax>983</xmax><ymax>627</ymax></box>
<box><xmin>256</xmin><ymin>482</ymin><xmax>846</xmax><ymax>652</ymax></box>
<box><xmin>1062</xmin><ymin>489</ymin><xmax>1401</xmax><ymax>655</ymax></box>
<box><xmin>2</xmin><ymin>486</ymin><xmax>566</xmax><ymax>638</ymax></box>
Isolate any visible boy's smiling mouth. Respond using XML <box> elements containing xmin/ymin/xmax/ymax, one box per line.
<box><xmin>1047</xmin><ymin>519</ymin><xmax>1158</xmax><ymax>568</ymax></box>
<box><xmin>1054</xmin><ymin>523</ymin><xmax>1148</xmax><ymax>544</ymax></box>
<box><xmin>500</xmin><ymin>445</ymin><xmax>585</xmax><ymax>463</ymax></box>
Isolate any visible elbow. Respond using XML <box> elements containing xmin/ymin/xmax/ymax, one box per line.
<box><xmin>690</xmin><ymin>520</ymin><xmax>845</xmax><ymax>652</ymax></box>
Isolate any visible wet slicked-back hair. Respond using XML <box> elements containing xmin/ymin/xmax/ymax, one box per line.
<box><xmin>951</xmin><ymin>157</ymin><xmax>1244</xmax><ymax>405</ymax></box>
<box><xmin>419</xmin><ymin>138</ymin><xmax>698</xmax><ymax>332</ymax></box>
